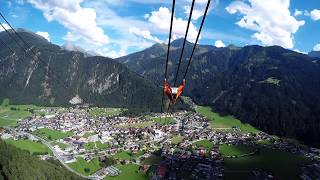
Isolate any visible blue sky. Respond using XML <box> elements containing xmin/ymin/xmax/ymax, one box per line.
<box><xmin>0</xmin><ymin>0</ymin><xmax>320</xmax><ymax>58</ymax></box>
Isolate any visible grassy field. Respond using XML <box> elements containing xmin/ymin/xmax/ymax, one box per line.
<box><xmin>221</xmin><ymin>144</ymin><xmax>311</xmax><ymax>180</ymax></box>
<box><xmin>82</xmin><ymin>132</ymin><xmax>96</xmax><ymax>138</ymax></box>
<box><xmin>33</xmin><ymin>128</ymin><xmax>73</xmax><ymax>140</ymax></box>
<box><xmin>171</xmin><ymin>135</ymin><xmax>184</xmax><ymax>145</ymax></box>
<box><xmin>52</xmin><ymin>141</ymin><xmax>68</xmax><ymax>150</ymax></box>
<box><xmin>196</xmin><ymin>106</ymin><xmax>259</xmax><ymax>133</ymax></box>
<box><xmin>134</xmin><ymin>150</ymin><xmax>145</xmax><ymax>157</ymax></box>
<box><xmin>194</xmin><ymin>139</ymin><xmax>213</xmax><ymax>150</ymax></box>
<box><xmin>96</xmin><ymin>141</ymin><xmax>108</xmax><ymax>149</ymax></box>
<box><xmin>5</xmin><ymin>139</ymin><xmax>51</xmax><ymax>155</ymax></box>
<box><xmin>69</xmin><ymin>157</ymin><xmax>102</xmax><ymax>176</ymax></box>
<box><xmin>0</xmin><ymin>105</ymin><xmax>33</xmax><ymax>127</ymax></box>
<box><xmin>180</xmin><ymin>96</ymin><xmax>194</xmax><ymax>107</ymax></box>
<box><xmin>1</xmin><ymin>99</ymin><xmax>10</xmax><ymax>106</ymax></box>
<box><xmin>113</xmin><ymin>122</ymin><xmax>154</xmax><ymax>129</ymax></box>
<box><xmin>260</xmin><ymin>77</ymin><xmax>281</xmax><ymax>86</ymax></box>
<box><xmin>34</xmin><ymin>109</ymin><xmax>56</xmax><ymax>117</ymax></box>
<box><xmin>85</xmin><ymin>141</ymin><xmax>108</xmax><ymax>150</ymax></box>
<box><xmin>219</xmin><ymin>144</ymin><xmax>256</xmax><ymax>156</ymax></box>
<box><xmin>113</xmin><ymin>151</ymin><xmax>132</xmax><ymax>160</ymax></box>
<box><xmin>85</xmin><ymin>142</ymin><xmax>96</xmax><ymax>150</ymax></box>
<box><xmin>141</xmin><ymin>155</ymin><xmax>163</xmax><ymax>165</ymax></box>
<box><xmin>256</xmin><ymin>140</ymin><xmax>273</xmax><ymax>146</ymax></box>
<box><xmin>0</xmin><ymin>99</ymin><xmax>47</xmax><ymax>127</ymax></box>
<box><xmin>152</xmin><ymin>117</ymin><xmax>175</xmax><ymax>125</ymax></box>
<box><xmin>106</xmin><ymin>164</ymin><xmax>147</xmax><ymax>180</ymax></box>
<box><xmin>88</xmin><ymin>107</ymin><xmax>125</xmax><ymax>117</ymax></box>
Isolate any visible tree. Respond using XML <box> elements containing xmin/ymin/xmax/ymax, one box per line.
<box><xmin>29</xmin><ymin>109</ymin><xmax>34</xmax><ymax>114</ymax></box>
<box><xmin>100</xmin><ymin>157</ymin><xmax>116</xmax><ymax>167</ymax></box>
<box><xmin>10</xmin><ymin>107</ymin><xmax>18</xmax><ymax>111</ymax></box>
<box><xmin>84</xmin><ymin>168</ymin><xmax>90</xmax><ymax>173</ymax></box>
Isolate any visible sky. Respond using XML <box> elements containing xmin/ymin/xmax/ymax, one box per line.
<box><xmin>0</xmin><ymin>0</ymin><xmax>320</xmax><ymax>58</ymax></box>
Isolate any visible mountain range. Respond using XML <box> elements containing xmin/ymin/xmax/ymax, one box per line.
<box><xmin>118</xmin><ymin>39</ymin><xmax>320</xmax><ymax>146</ymax></box>
<box><xmin>0</xmin><ymin>29</ymin><xmax>161</xmax><ymax>111</ymax></box>
<box><xmin>1</xmin><ymin>29</ymin><xmax>320</xmax><ymax>146</ymax></box>
<box><xmin>308</xmin><ymin>50</ymin><xmax>320</xmax><ymax>58</ymax></box>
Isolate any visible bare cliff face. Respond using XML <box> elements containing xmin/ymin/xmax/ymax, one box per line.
<box><xmin>0</xmin><ymin>29</ymin><xmax>161</xmax><ymax>111</ymax></box>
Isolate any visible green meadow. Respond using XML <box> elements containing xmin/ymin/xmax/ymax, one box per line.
<box><xmin>69</xmin><ymin>157</ymin><xmax>102</xmax><ymax>176</ymax></box>
<box><xmin>33</xmin><ymin>128</ymin><xmax>73</xmax><ymax>140</ymax></box>
<box><xmin>221</xmin><ymin>144</ymin><xmax>311</xmax><ymax>180</ymax></box>
<box><xmin>4</xmin><ymin>139</ymin><xmax>51</xmax><ymax>155</ymax></box>
<box><xmin>196</xmin><ymin>106</ymin><xmax>259</xmax><ymax>133</ymax></box>
<box><xmin>106</xmin><ymin>164</ymin><xmax>147</xmax><ymax>180</ymax></box>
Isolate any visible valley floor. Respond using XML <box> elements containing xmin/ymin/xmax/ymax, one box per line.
<box><xmin>0</xmin><ymin>101</ymin><xmax>319</xmax><ymax>180</ymax></box>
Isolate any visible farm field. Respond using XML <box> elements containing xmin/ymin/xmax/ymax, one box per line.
<box><xmin>219</xmin><ymin>144</ymin><xmax>256</xmax><ymax>157</ymax></box>
<box><xmin>106</xmin><ymin>164</ymin><xmax>147</xmax><ymax>180</ymax></box>
<box><xmin>85</xmin><ymin>141</ymin><xmax>108</xmax><ymax>150</ymax></box>
<box><xmin>33</xmin><ymin>128</ymin><xmax>73</xmax><ymax>140</ymax></box>
<box><xmin>146</xmin><ymin>116</ymin><xmax>175</xmax><ymax>125</ymax></box>
<box><xmin>196</xmin><ymin>106</ymin><xmax>259</xmax><ymax>133</ymax></box>
<box><xmin>171</xmin><ymin>135</ymin><xmax>184</xmax><ymax>145</ymax></box>
<box><xmin>88</xmin><ymin>108</ymin><xmax>125</xmax><ymax>117</ymax></box>
<box><xmin>194</xmin><ymin>139</ymin><xmax>213</xmax><ymax>150</ymax></box>
<box><xmin>221</xmin><ymin>144</ymin><xmax>311</xmax><ymax>180</ymax></box>
<box><xmin>0</xmin><ymin>105</ymin><xmax>34</xmax><ymax>127</ymax></box>
<box><xmin>4</xmin><ymin>139</ymin><xmax>51</xmax><ymax>155</ymax></box>
<box><xmin>113</xmin><ymin>122</ymin><xmax>154</xmax><ymax>129</ymax></box>
<box><xmin>69</xmin><ymin>157</ymin><xmax>101</xmax><ymax>176</ymax></box>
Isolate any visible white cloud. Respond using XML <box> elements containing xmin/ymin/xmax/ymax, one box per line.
<box><xmin>143</xmin><ymin>14</ymin><xmax>150</xmax><ymax>19</ymax></box>
<box><xmin>7</xmin><ymin>1</ymin><xmax>12</xmax><ymax>8</ymax></box>
<box><xmin>63</xmin><ymin>32</ymin><xmax>81</xmax><ymax>42</ymax></box>
<box><xmin>183</xmin><ymin>0</ymin><xmax>218</xmax><ymax>21</ymax></box>
<box><xmin>85</xmin><ymin>1</ymin><xmax>155</xmax><ymax>54</ymax></box>
<box><xmin>293</xmin><ymin>9</ymin><xmax>320</xmax><ymax>21</ymax></box>
<box><xmin>147</xmin><ymin>7</ymin><xmax>198</xmax><ymax>42</ymax></box>
<box><xmin>226</xmin><ymin>0</ymin><xmax>305</xmax><ymax>49</ymax></box>
<box><xmin>22</xmin><ymin>0</ymin><xmax>216</xmax><ymax>58</ymax></box>
<box><xmin>96</xmin><ymin>47</ymin><xmax>127</xmax><ymax>58</ymax></box>
<box><xmin>129</xmin><ymin>27</ymin><xmax>162</xmax><ymax>43</ymax></box>
<box><xmin>183</xmin><ymin>6</ymin><xmax>204</xmax><ymax>21</ymax></box>
<box><xmin>294</xmin><ymin>9</ymin><xmax>302</xmax><ymax>16</ymax></box>
<box><xmin>0</xmin><ymin>23</ymin><xmax>11</xmax><ymax>32</ymax></box>
<box><xmin>303</xmin><ymin>10</ymin><xmax>310</xmax><ymax>16</ymax></box>
<box><xmin>293</xmin><ymin>49</ymin><xmax>306</xmax><ymax>54</ymax></box>
<box><xmin>314</xmin><ymin>44</ymin><xmax>320</xmax><ymax>51</ymax></box>
<box><xmin>214</xmin><ymin>40</ymin><xmax>226</xmax><ymax>47</ymax></box>
<box><xmin>16</xmin><ymin>0</ymin><xmax>25</xmax><ymax>5</ymax></box>
<box><xmin>36</xmin><ymin>31</ymin><xmax>50</xmax><ymax>41</ymax></box>
<box><xmin>310</xmin><ymin>9</ymin><xmax>320</xmax><ymax>21</ymax></box>
<box><xmin>27</xmin><ymin>0</ymin><xmax>109</xmax><ymax>46</ymax></box>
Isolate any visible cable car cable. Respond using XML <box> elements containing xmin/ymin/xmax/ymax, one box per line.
<box><xmin>183</xmin><ymin>0</ymin><xmax>211</xmax><ymax>79</ymax></box>
<box><xmin>160</xmin><ymin>0</ymin><xmax>176</xmax><ymax>122</ymax></box>
<box><xmin>173</xmin><ymin>0</ymin><xmax>195</xmax><ymax>86</ymax></box>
